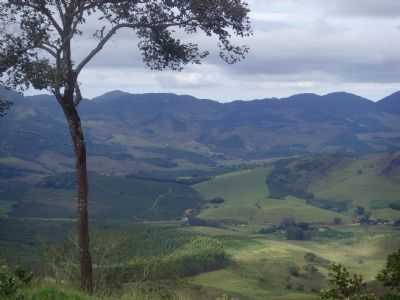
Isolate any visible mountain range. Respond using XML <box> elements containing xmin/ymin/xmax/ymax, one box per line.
<box><xmin>1</xmin><ymin>88</ymin><xmax>400</xmax><ymax>178</ymax></box>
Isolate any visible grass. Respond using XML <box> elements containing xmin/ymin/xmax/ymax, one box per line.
<box><xmin>187</xmin><ymin>225</ymin><xmax>400</xmax><ymax>300</ymax></box>
<box><xmin>25</xmin><ymin>285</ymin><xmax>188</xmax><ymax>300</ymax></box>
<box><xmin>310</xmin><ymin>155</ymin><xmax>400</xmax><ymax>219</ymax></box>
<box><xmin>195</xmin><ymin>167</ymin><xmax>348</xmax><ymax>226</ymax></box>
<box><xmin>10</xmin><ymin>224</ymin><xmax>398</xmax><ymax>300</ymax></box>
<box><xmin>2</xmin><ymin>154</ymin><xmax>400</xmax><ymax>300</ymax></box>
<box><xmin>195</xmin><ymin>154</ymin><xmax>400</xmax><ymax>228</ymax></box>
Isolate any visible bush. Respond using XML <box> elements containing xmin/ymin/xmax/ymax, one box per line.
<box><xmin>389</xmin><ymin>204</ymin><xmax>400</xmax><ymax>211</ymax></box>
<box><xmin>258</xmin><ymin>226</ymin><xmax>278</xmax><ymax>235</ymax></box>
<box><xmin>304</xmin><ymin>253</ymin><xmax>330</xmax><ymax>267</ymax></box>
<box><xmin>320</xmin><ymin>264</ymin><xmax>370</xmax><ymax>300</ymax></box>
<box><xmin>333</xmin><ymin>217</ymin><xmax>343</xmax><ymax>225</ymax></box>
<box><xmin>288</xmin><ymin>265</ymin><xmax>301</xmax><ymax>277</ymax></box>
<box><xmin>209</xmin><ymin>197</ymin><xmax>225</xmax><ymax>204</ymax></box>
<box><xmin>304</xmin><ymin>253</ymin><xmax>318</xmax><ymax>263</ymax></box>
<box><xmin>377</xmin><ymin>249</ymin><xmax>400</xmax><ymax>292</ymax></box>
<box><xmin>286</xmin><ymin>226</ymin><xmax>311</xmax><ymax>241</ymax></box>
<box><xmin>0</xmin><ymin>265</ymin><xmax>32</xmax><ymax>300</ymax></box>
<box><xmin>304</xmin><ymin>264</ymin><xmax>318</xmax><ymax>274</ymax></box>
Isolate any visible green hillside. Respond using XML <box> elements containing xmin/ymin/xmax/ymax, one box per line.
<box><xmin>189</xmin><ymin>225</ymin><xmax>400</xmax><ymax>300</ymax></box>
<box><xmin>1</xmin><ymin>173</ymin><xmax>203</xmax><ymax>220</ymax></box>
<box><xmin>195</xmin><ymin>165</ymin><xmax>347</xmax><ymax>226</ymax></box>
<box><xmin>310</xmin><ymin>154</ymin><xmax>400</xmax><ymax>220</ymax></box>
<box><xmin>1</xmin><ymin>153</ymin><xmax>400</xmax><ymax>300</ymax></box>
<box><xmin>193</xmin><ymin>153</ymin><xmax>400</xmax><ymax>229</ymax></box>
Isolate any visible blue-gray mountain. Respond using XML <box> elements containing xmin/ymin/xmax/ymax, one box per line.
<box><xmin>1</xmin><ymin>88</ymin><xmax>400</xmax><ymax>176</ymax></box>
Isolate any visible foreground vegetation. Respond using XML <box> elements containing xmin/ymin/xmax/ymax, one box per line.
<box><xmin>1</xmin><ymin>153</ymin><xmax>400</xmax><ymax>299</ymax></box>
<box><xmin>2</xmin><ymin>241</ymin><xmax>400</xmax><ymax>300</ymax></box>
<box><xmin>1</xmin><ymin>220</ymin><xmax>399</xmax><ymax>300</ymax></box>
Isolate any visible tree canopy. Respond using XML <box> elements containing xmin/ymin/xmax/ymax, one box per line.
<box><xmin>0</xmin><ymin>0</ymin><xmax>252</xmax><ymax>293</ymax></box>
<box><xmin>0</xmin><ymin>0</ymin><xmax>251</xmax><ymax>101</ymax></box>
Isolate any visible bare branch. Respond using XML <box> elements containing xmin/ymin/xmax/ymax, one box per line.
<box><xmin>37</xmin><ymin>45</ymin><xmax>58</xmax><ymax>58</ymax></box>
<box><xmin>74</xmin><ymin>23</ymin><xmax>133</xmax><ymax>75</ymax></box>
<box><xmin>55</xmin><ymin>0</ymin><xmax>66</xmax><ymax>27</ymax></box>
<box><xmin>75</xmin><ymin>20</ymin><xmax>189</xmax><ymax>75</ymax></box>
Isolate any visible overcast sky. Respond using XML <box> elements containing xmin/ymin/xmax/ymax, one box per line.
<box><xmin>34</xmin><ymin>0</ymin><xmax>400</xmax><ymax>102</ymax></box>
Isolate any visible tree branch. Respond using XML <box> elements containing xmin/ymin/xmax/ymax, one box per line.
<box><xmin>74</xmin><ymin>23</ymin><xmax>133</xmax><ymax>75</ymax></box>
<box><xmin>54</xmin><ymin>0</ymin><xmax>66</xmax><ymax>27</ymax></box>
<box><xmin>37</xmin><ymin>45</ymin><xmax>58</xmax><ymax>58</ymax></box>
<box><xmin>22</xmin><ymin>2</ymin><xmax>63</xmax><ymax>36</ymax></box>
<box><xmin>75</xmin><ymin>19</ymin><xmax>190</xmax><ymax>75</ymax></box>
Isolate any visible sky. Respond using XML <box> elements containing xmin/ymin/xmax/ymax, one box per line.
<box><xmin>33</xmin><ymin>0</ymin><xmax>400</xmax><ymax>102</ymax></box>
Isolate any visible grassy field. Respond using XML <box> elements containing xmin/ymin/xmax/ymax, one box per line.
<box><xmin>310</xmin><ymin>155</ymin><xmax>400</xmax><ymax>219</ymax></box>
<box><xmin>187</xmin><ymin>225</ymin><xmax>400</xmax><ymax>300</ymax></box>
<box><xmin>6</xmin><ymin>223</ymin><xmax>399</xmax><ymax>300</ymax></box>
<box><xmin>186</xmin><ymin>155</ymin><xmax>400</xmax><ymax>299</ymax></box>
<box><xmin>195</xmin><ymin>154</ymin><xmax>400</xmax><ymax>227</ymax></box>
<box><xmin>195</xmin><ymin>167</ymin><xmax>349</xmax><ymax>227</ymax></box>
<box><xmin>2</xmin><ymin>154</ymin><xmax>400</xmax><ymax>300</ymax></box>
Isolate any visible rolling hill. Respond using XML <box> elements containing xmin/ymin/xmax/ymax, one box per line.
<box><xmin>1</xmin><ymin>88</ymin><xmax>400</xmax><ymax>223</ymax></box>
<box><xmin>1</xmin><ymin>89</ymin><xmax>400</xmax><ymax>181</ymax></box>
<box><xmin>196</xmin><ymin>153</ymin><xmax>400</xmax><ymax>226</ymax></box>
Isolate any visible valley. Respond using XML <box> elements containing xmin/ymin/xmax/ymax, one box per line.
<box><xmin>1</xmin><ymin>90</ymin><xmax>400</xmax><ymax>300</ymax></box>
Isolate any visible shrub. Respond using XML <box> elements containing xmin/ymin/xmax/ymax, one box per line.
<box><xmin>304</xmin><ymin>264</ymin><xmax>318</xmax><ymax>274</ymax></box>
<box><xmin>209</xmin><ymin>197</ymin><xmax>225</xmax><ymax>204</ymax></box>
<box><xmin>305</xmin><ymin>253</ymin><xmax>318</xmax><ymax>262</ymax></box>
<box><xmin>286</xmin><ymin>226</ymin><xmax>311</xmax><ymax>241</ymax></box>
<box><xmin>389</xmin><ymin>204</ymin><xmax>400</xmax><ymax>211</ymax></box>
<box><xmin>0</xmin><ymin>265</ymin><xmax>32</xmax><ymax>300</ymax></box>
<box><xmin>320</xmin><ymin>264</ymin><xmax>375</xmax><ymax>300</ymax></box>
<box><xmin>280</xmin><ymin>217</ymin><xmax>296</xmax><ymax>229</ymax></box>
<box><xmin>377</xmin><ymin>249</ymin><xmax>400</xmax><ymax>292</ymax></box>
<box><xmin>258</xmin><ymin>227</ymin><xmax>278</xmax><ymax>235</ymax></box>
<box><xmin>333</xmin><ymin>217</ymin><xmax>343</xmax><ymax>225</ymax></box>
<box><xmin>288</xmin><ymin>265</ymin><xmax>301</xmax><ymax>277</ymax></box>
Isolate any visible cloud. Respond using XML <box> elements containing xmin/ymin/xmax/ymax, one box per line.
<box><xmin>26</xmin><ymin>1</ymin><xmax>400</xmax><ymax>102</ymax></box>
<box><xmin>314</xmin><ymin>0</ymin><xmax>400</xmax><ymax>18</ymax></box>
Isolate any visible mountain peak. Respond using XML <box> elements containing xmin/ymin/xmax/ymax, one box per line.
<box><xmin>286</xmin><ymin>93</ymin><xmax>320</xmax><ymax>100</ymax></box>
<box><xmin>378</xmin><ymin>90</ymin><xmax>400</xmax><ymax>113</ymax></box>
<box><xmin>92</xmin><ymin>90</ymin><xmax>131</xmax><ymax>101</ymax></box>
<box><xmin>380</xmin><ymin>90</ymin><xmax>400</xmax><ymax>101</ymax></box>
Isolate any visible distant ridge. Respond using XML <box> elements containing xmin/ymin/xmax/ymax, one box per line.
<box><xmin>378</xmin><ymin>91</ymin><xmax>400</xmax><ymax>114</ymax></box>
<box><xmin>1</xmin><ymin>87</ymin><xmax>400</xmax><ymax>172</ymax></box>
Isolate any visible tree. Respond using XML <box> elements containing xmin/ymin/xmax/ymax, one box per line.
<box><xmin>320</xmin><ymin>263</ymin><xmax>376</xmax><ymax>300</ymax></box>
<box><xmin>355</xmin><ymin>206</ymin><xmax>366</xmax><ymax>216</ymax></box>
<box><xmin>0</xmin><ymin>0</ymin><xmax>251</xmax><ymax>293</ymax></box>
<box><xmin>377</xmin><ymin>249</ymin><xmax>400</xmax><ymax>292</ymax></box>
<box><xmin>0</xmin><ymin>97</ymin><xmax>11</xmax><ymax>116</ymax></box>
<box><xmin>333</xmin><ymin>217</ymin><xmax>343</xmax><ymax>225</ymax></box>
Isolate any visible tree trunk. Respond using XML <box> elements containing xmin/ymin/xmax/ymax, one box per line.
<box><xmin>61</xmin><ymin>100</ymin><xmax>93</xmax><ymax>293</ymax></box>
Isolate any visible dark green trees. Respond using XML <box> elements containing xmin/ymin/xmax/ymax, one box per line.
<box><xmin>321</xmin><ymin>250</ymin><xmax>400</xmax><ymax>300</ymax></box>
<box><xmin>378</xmin><ymin>249</ymin><xmax>400</xmax><ymax>292</ymax></box>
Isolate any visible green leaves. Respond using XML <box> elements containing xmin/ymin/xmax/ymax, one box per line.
<box><xmin>320</xmin><ymin>264</ymin><xmax>376</xmax><ymax>300</ymax></box>
<box><xmin>321</xmin><ymin>250</ymin><xmax>400</xmax><ymax>300</ymax></box>
<box><xmin>377</xmin><ymin>250</ymin><xmax>400</xmax><ymax>292</ymax></box>
<box><xmin>0</xmin><ymin>264</ymin><xmax>33</xmax><ymax>300</ymax></box>
<box><xmin>1</xmin><ymin>0</ymin><xmax>251</xmax><ymax>98</ymax></box>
